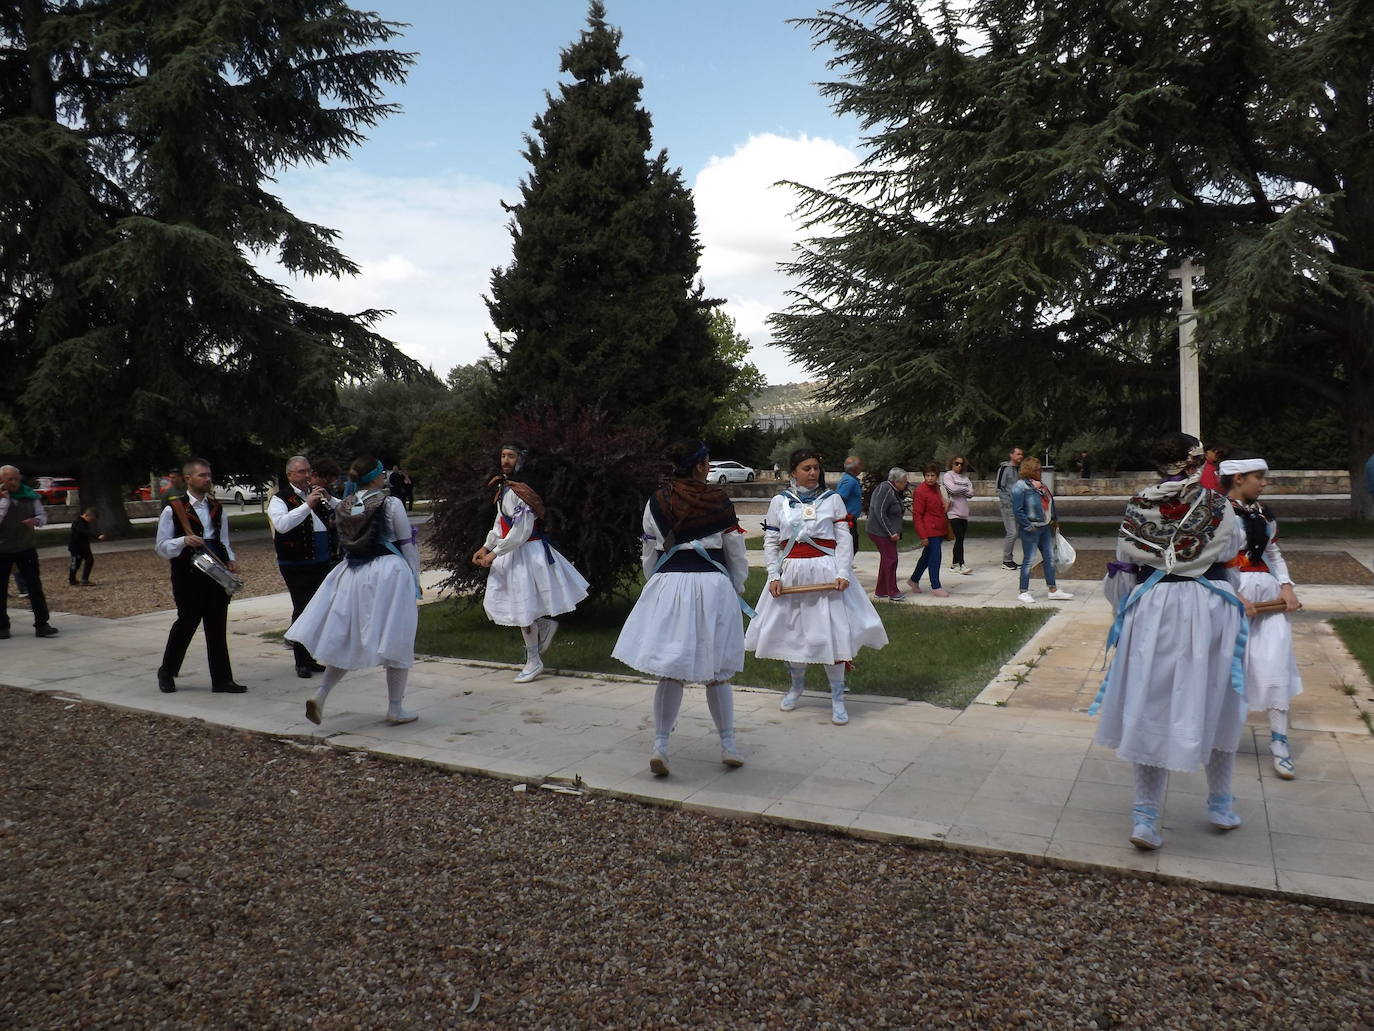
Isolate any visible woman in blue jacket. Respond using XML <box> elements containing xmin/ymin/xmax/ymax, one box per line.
<box><xmin>1012</xmin><ymin>457</ymin><xmax>1074</xmax><ymax>604</ymax></box>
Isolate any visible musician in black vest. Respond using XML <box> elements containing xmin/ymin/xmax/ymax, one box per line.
<box><xmin>154</xmin><ymin>458</ymin><xmax>244</xmax><ymax>693</ymax></box>
<box><xmin>0</xmin><ymin>464</ymin><xmax>60</xmax><ymax>640</ymax></box>
<box><xmin>309</xmin><ymin>458</ymin><xmax>343</xmax><ymax>564</ymax></box>
<box><xmin>269</xmin><ymin>455</ymin><xmax>338</xmax><ymax>677</ymax></box>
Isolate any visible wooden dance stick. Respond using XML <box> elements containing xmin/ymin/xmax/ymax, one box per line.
<box><xmin>1250</xmin><ymin>599</ymin><xmax>1294</xmax><ymax>616</ymax></box>
<box><xmin>778</xmin><ymin>582</ymin><xmax>841</xmax><ymax>595</ymax></box>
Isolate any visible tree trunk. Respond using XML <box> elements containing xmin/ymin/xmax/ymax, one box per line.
<box><xmin>22</xmin><ymin>0</ymin><xmax>57</xmax><ymax>121</ymax></box>
<box><xmin>1350</xmin><ymin>401</ymin><xmax>1374</xmax><ymax>521</ymax></box>
<box><xmin>79</xmin><ymin>459</ymin><xmax>136</xmax><ymax>537</ymax></box>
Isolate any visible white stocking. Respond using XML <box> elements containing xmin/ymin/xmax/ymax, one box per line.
<box><xmin>1132</xmin><ymin>763</ymin><xmax>1168</xmax><ymax>810</ymax></box>
<box><xmin>385</xmin><ymin>666</ymin><xmax>408</xmax><ymax>705</ymax></box>
<box><xmin>653</xmin><ymin>678</ymin><xmax>684</xmax><ymax>752</ymax></box>
<box><xmin>704</xmin><ymin>681</ymin><xmax>735</xmax><ymax>747</ymax></box>
<box><xmin>314</xmin><ymin>665</ymin><xmax>346</xmax><ymax>703</ymax></box>
<box><xmin>1268</xmin><ymin>708</ymin><xmax>1290</xmax><ymax>757</ymax></box>
<box><xmin>823</xmin><ymin>663</ymin><xmax>846</xmax><ymax>691</ymax></box>
<box><xmin>1205</xmin><ymin>749</ymin><xmax>1235</xmax><ymax>800</ymax></box>
<box><xmin>519</xmin><ymin>624</ymin><xmax>539</xmax><ymax>662</ymax></box>
<box><xmin>787</xmin><ymin>662</ymin><xmax>807</xmax><ymax>692</ymax></box>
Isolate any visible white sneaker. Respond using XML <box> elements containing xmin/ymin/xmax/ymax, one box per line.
<box><xmin>957</xmin><ymin>564</ymin><xmax>972</xmax><ymax>575</ymax></box>
<box><xmin>649</xmin><ymin>748</ymin><xmax>670</xmax><ymax>777</ymax></box>
<box><xmin>1017</xmin><ymin>591</ymin><xmax>1036</xmax><ymax>604</ymax></box>
<box><xmin>721</xmin><ymin>743</ymin><xmax>744</xmax><ymax>768</ymax></box>
<box><xmin>385</xmin><ymin>707</ymin><xmax>418</xmax><ymax>725</ymax></box>
<box><xmin>537</xmin><ymin>619</ymin><xmax>559</xmax><ymax>654</ymax></box>
<box><xmin>779</xmin><ymin>686</ymin><xmax>804</xmax><ymax>711</ymax></box>
<box><xmin>514</xmin><ymin>659</ymin><xmax>544</xmax><ymax>683</ymax></box>
<box><xmin>1047</xmin><ymin>588</ymin><xmax>1075</xmax><ymax>600</ymax></box>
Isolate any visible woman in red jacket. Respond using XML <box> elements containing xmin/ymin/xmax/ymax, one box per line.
<box><xmin>907</xmin><ymin>463</ymin><xmax>950</xmax><ymax>597</ymax></box>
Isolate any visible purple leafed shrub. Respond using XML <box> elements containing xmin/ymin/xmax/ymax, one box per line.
<box><xmin>428</xmin><ymin>406</ymin><xmax>668</xmax><ymax>602</ymax></box>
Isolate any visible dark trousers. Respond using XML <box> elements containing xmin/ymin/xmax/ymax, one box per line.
<box><xmin>949</xmin><ymin>517</ymin><xmax>968</xmax><ymax>566</ymax></box>
<box><xmin>910</xmin><ymin>535</ymin><xmax>943</xmax><ymax>589</ymax></box>
<box><xmin>161</xmin><ymin>560</ymin><xmax>233</xmax><ymax>685</ymax></box>
<box><xmin>1</xmin><ymin>549</ymin><xmax>49</xmax><ymax>629</ymax></box>
<box><xmin>68</xmin><ymin>545</ymin><xmax>94</xmax><ymax>583</ymax></box>
<box><xmin>280</xmin><ymin>562</ymin><xmax>330</xmax><ymax>666</ymax></box>
<box><xmin>870</xmin><ymin>533</ymin><xmax>900</xmax><ymax>597</ymax></box>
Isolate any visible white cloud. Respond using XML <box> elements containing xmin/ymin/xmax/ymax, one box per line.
<box><xmin>256</xmin><ymin>132</ymin><xmax>861</xmax><ymax>388</ymax></box>
<box><xmin>693</xmin><ymin>133</ymin><xmax>859</xmax><ymax>384</ymax></box>
<box><xmin>261</xmin><ymin>167</ymin><xmax>510</xmax><ymax>375</ymax></box>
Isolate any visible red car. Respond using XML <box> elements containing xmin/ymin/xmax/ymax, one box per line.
<box><xmin>34</xmin><ymin>476</ymin><xmax>79</xmax><ymax>505</ymax></box>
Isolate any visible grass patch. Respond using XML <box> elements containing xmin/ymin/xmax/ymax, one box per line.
<box><xmin>416</xmin><ymin>567</ymin><xmax>1051</xmax><ymax>708</ymax></box>
<box><xmin>1277</xmin><ymin>519</ymin><xmax>1374</xmax><ymax>539</ymax></box>
<box><xmin>1332</xmin><ymin>616</ymin><xmax>1374</xmax><ymax>683</ymax></box>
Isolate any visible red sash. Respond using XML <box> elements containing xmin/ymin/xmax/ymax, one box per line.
<box><xmin>1227</xmin><ymin>554</ymin><xmax>1269</xmax><ymax>573</ymax></box>
<box><xmin>782</xmin><ymin>538</ymin><xmax>835</xmax><ymax>559</ymax></box>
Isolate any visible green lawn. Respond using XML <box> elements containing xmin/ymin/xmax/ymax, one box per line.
<box><xmin>1332</xmin><ymin>617</ymin><xmax>1374</xmax><ymax>683</ymax></box>
<box><xmin>416</xmin><ymin>567</ymin><xmax>1050</xmax><ymax>708</ymax></box>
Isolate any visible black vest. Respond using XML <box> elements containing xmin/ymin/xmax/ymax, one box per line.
<box><xmin>166</xmin><ymin>494</ymin><xmax>226</xmax><ymax>563</ymax></box>
<box><xmin>272</xmin><ymin>489</ymin><xmax>328</xmax><ymax>564</ymax></box>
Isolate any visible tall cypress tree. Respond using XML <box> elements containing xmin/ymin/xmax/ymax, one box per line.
<box><xmin>485</xmin><ymin>2</ymin><xmax>730</xmax><ymax>434</ymax></box>
<box><xmin>0</xmin><ymin>0</ymin><xmax>419</xmax><ymax>530</ymax></box>
<box><xmin>776</xmin><ymin>0</ymin><xmax>1374</xmax><ymax>516</ymax></box>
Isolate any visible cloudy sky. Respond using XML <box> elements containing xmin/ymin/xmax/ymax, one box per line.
<box><xmin>266</xmin><ymin>1</ymin><xmax>862</xmax><ymax>384</ymax></box>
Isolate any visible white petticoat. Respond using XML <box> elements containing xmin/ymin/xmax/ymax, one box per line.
<box><xmin>612</xmin><ymin>570</ymin><xmax>745</xmax><ymax>683</ymax></box>
<box><xmin>1236</xmin><ymin>570</ymin><xmax>1303</xmax><ymax>711</ymax></box>
<box><xmin>744</xmin><ymin>553</ymin><xmax>887</xmax><ymax>664</ymax></box>
<box><xmin>286</xmin><ymin>554</ymin><xmax>417</xmax><ymax>670</ymax></box>
<box><xmin>1093</xmin><ymin>579</ymin><xmax>1246</xmax><ymax>771</ymax></box>
<box><xmin>483</xmin><ymin>538</ymin><xmax>589</xmax><ymax>627</ymax></box>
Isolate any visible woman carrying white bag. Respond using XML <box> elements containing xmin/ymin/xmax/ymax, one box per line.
<box><xmin>1011</xmin><ymin>457</ymin><xmax>1074</xmax><ymax>604</ymax></box>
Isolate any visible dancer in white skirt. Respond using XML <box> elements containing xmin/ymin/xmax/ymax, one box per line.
<box><xmin>612</xmin><ymin>440</ymin><xmax>749</xmax><ymax>776</ymax></box>
<box><xmin>288</xmin><ymin>456</ymin><xmax>422</xmax><ymax>726</ymax></box>
<box><xmin>745</xmin><ymin>448</ymin><xmax>888</xmax><ymax>725</ymax></box>
<box><xmin>1091</xmin><ymin>433</ymin><xmax>1247</xmax><ymax>851</ymax></box>
<box><xmin>1222</xmin><ymin>454</ymin><xmax>1303</xmax><ymax>779</ymax></box>
<box><xmin>472</xmin><ymin>444</ymin><xmax>589</xmax><ymax>683</ymax></box>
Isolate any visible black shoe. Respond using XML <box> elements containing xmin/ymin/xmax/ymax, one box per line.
<box><xmin>295</xmin><ymin>665</ymin><xmax>314</xmax><ymax>679</ymax></box>
<box><xmin>212</xmin><ymin>682</ymin><xmax>248</xmax><ymax>694</ymax></box>
<box><xmin>69</xmin><ymin>581</ymin><xmax>78</xmax><ymax>587</ymax></box>
<box><xmin>1001</xmin><ymin>561</ymin><xmax>1019</xmax><ymax>570</ymax></box>
<box><xmin>307</xmin><ymin>661</ymin><xmax>327</xmax><ymax>673</ymax></box>
<box><xmin>35</xmin><ymin>624</ymin><xmax>60</xmax><ymax>638</ymax></box>
<box><xmin>157</xmin><ymin>669</ymin><xmax>177</xmax><ymax>693</ymax></box>
<box><xmin>0</xmin><ymin>627</ymin><xmax>9</xmax><ymax>640</ymax></box>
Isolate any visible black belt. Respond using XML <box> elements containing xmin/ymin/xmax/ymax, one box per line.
<box><xmin>657</xmin><ymin>547</ymin><xmax>727</xmax><ymax>574</ymax></box>
<box><xmin>1139</xmin><ymin>562</ymin><xmax>1228</xmax><ymax>584</ymax></box>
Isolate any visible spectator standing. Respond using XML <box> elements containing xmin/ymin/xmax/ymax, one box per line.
<box><xmin>388</xmin><ymin>464</ymin><xmax>407</xmax><ymax>504</ymax></box>
<box><xmin>867</xmin><ymin>468</ymin><xmax>908</xmax><ymax>600</ymax></box>
<box><xmin>995</xmin><ymin>446</ymin><xmax>1024</xmax><ymax>569</ymax></box>
<box><xmin>1199</xmin><ymin>444</ymin><xmax>1224</xmax><ymax>490</ymax></box>
<box><xmin>268</xmin><ymin>455</ymin><xmax>338</xmax><ymax>678</ymax></box>
<box><xmin>907</xmin><ymin>463</ymin><xmax>950</xmax><ymax>597</ymax></box>
<box><xmin>157</xmin><ymin>467</ymin><xmax>186</xmax><ymax>509</ymax></box>
<box><xmin>67</xmin><ymin>507</ymin><xmax>104</xmax><ymax>585</ymax></box>
<box><xmin>1078</xmin><ymin>450</ymin><xmax>1093</xmax><ymax>478</ymax></box>
<box><xmin>836</xmin><ymin>455</ymin><xmax>864</xmax><ymax>554</ymax></box>
<box><xmin>1013</xmin><ymin>457</ymin><xmax>1074</xmax><ymax>604</ymax></box>
<box><xmin>154</xmin><ymin>458</ymin><xmax>244</xmax><ymax>693</ymax></box>
<box><xmin>0</xmin><ymin>465</ymin><xmax>59</xmax><ymax>639</ymax></box>
<box><xmin>942</xmin><ymin>456</ymin><xmax>974</xmax><ymax>574</ymax></box>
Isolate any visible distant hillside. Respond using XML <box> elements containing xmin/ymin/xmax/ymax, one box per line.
<box><xmin>750</xmin><ymin>381</ymin><xmax>824</xmax><ymax>417</ymax></box>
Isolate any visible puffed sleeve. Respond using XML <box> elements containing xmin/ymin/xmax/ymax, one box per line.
<box><xmin>831</xmin><ymin>495</ymin><xmax>854</xmax><ymax>576</ymax></box>
<box><xmin>640</xmin><ymin>502</ymin><xmax>661</xmax><ymax>580</ymax></box>
<box><xmin>1264</xmin><ymin>522</ymin><xmax>1292</xmax><ymax>585</ymax></box>
<box><xmin>487</xmin><ymin>491</ymin><xmax>533</xmax><ymax>558</ymax></box>
<box><xmin>388</xmin><ymin>497</ymin><xmax>420</xmax><ymax>578</ymax></box>
<box><xmin>723</xmin><ymin>526</ymin><xmax>749</xmax><ymax>594</ymax></box>
<box><xmin>763</xmin><ymin>496</ymin><xmax>783</xmax><ymax>581</ymax></box>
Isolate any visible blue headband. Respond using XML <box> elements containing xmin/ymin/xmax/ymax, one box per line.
<box><xmin>682</xmin><ymin>441</ymin><xmax>708</xmax><ymax>468</ymax></box>
<box><xmin>344</xmin><ymin>461</ymin><xmax>386</xmax><ymax>497</ymax></box>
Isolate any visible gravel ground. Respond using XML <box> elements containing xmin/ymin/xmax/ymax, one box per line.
<box><xmin>3</xmin><ymin>688</ymin><xmax>1372</xmax><ymax>1030</ymax></box>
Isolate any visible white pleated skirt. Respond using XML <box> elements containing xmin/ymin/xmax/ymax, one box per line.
<box><xmin>612</xmin><ymin>570</ymin><xmax>745</xmax><ymax>684</ymax></box>
<box><xmin>483</xmin><ymin>539</ymin><xmax>589</xmax><ymax>627</ymax></box>
<box><xmin>1236</xmin><ymin>571</ymin><xmax>1303</xmax><ymax>711</ymax></box>
<box><xmin>286</xmin><ymin>555</ymin><xmax>417</xmax><ymax>670</ymax></box>
<box><xmin>1094</xmin><ymin>579</ymin><xmax>1247</xmax><ymax>771</ymax></box>
<box><xmin>744</xmin><ymin>554</ymin><xmax>888</xmax><ymax>664</ymax></box>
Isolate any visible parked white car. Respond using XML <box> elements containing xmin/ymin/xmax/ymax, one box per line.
<box><xmin>708</xmin><ymin>460</ymin><xmax>755</xmax><ymax>484</ymax></box>
<box><xmin>212</xmin><ymin>477</ymin><xmax>272</xmax><ymax>506</ymax></box>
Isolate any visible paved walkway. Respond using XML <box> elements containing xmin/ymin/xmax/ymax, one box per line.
<box><xmin>4</xmin><ymin>535</ymin><xmax>1374</xmax><ymax>909</ymax></box>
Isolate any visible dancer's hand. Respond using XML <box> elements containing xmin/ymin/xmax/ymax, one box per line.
<box><xmin>769</xmin><ymin>579</ymin><xmax>782</xmax><ymax>597</ymax></box>
<box><xmin>471</xmin><ymin>547</ymin><xmax>488</xmax><ymax>567</ymax></box>
<box><xmin>835</xmin><ymin>578</ymin><xmax>849</xmax><ymax>592</ymax></box>
<box><xmin>227</xmin><ymin>561</ymin><xmax>240</xmax><ymax>574</ymax></box>
<box><xmin>1280</xmin><ymin>583</ymin><xmax>1301</xmax><ymax>611</ymax></box>
<box><xmin>477</xmin><ymin>553</ymin><xmax>496</xmax><ymax>569</ymax></box>
<box><xmin>1242</xmin><ymin>599</ymin><xmax>1257</xmax><ymax>619</ymax></box>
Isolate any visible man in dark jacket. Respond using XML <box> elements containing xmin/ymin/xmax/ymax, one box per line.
<box><xmin>0</xmin><ymin>465</ymin><xmax>59</xmax><ymax>639</ymax></box>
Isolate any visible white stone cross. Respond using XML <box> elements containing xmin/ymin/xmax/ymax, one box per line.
<box><xmin>1167</xmin><ymin>258</ymin><xmax>1205</xmax><ymax>438</ymax></box>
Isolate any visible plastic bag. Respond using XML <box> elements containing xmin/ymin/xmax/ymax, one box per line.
<box><xmin>1030</xmin><ymin>530</ymin><xmax>1075</xmax><ymax>573</ymax></box>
